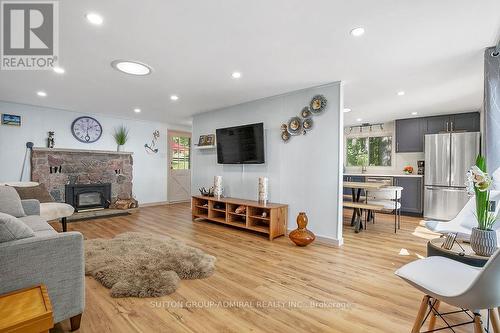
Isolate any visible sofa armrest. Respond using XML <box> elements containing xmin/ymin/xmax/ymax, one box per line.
<box><xmin>0</xmin><ymin>232</ymin><xmax>85</xmax><ymax>323</ymax></box>
<box><xmin>21</xmin><ymin>199</ymin><xmax>40</xmax><ymax>216</ymax></box>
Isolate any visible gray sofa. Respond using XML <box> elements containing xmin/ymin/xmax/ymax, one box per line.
<box><xmin>0</xmin><ymin>186</ymin><xmax>84</xmax><ymax>331</ymax></box>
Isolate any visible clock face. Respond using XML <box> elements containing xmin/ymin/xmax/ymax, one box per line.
<box><xmin>71</xmin><ymin>116</ymin><xmax>102</xmax><ymax>143</ymax></box>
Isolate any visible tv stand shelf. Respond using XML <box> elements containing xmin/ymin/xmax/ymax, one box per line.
<box><xmin>192</xmin><ymin>196</ymin><xmax>288</xmax><ymax>240</ymax></box>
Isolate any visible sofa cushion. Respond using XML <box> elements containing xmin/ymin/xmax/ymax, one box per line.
<box><xmin>0</xmin><ymin>212</ymin><xmax>35</xmax><ymax>243</ymax></box>
<box><xmin>33</xmin><ymin>229</ymin><xmax>58</xmax><ymax>237</ymax></box>
<box><xmin>0</xmin><ymin>186</ymin><xmax>26</xmax><ymax>217</ymax></box>
<box><xmin>14</xmin><ymin>184</ymin><xmax>54</xmax><ymax>203</ymax></box>
<box><xmin>19</xmin><ymin>215</ymin><xmax>55</xmax><ymax>232</ymax></box>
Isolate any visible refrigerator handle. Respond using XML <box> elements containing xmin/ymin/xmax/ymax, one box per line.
<box><xmin>450</xmin><ymin>121</ymin><xmax>454</xmax><ymax>132</ymax></box>
<box><xmin>446</xmin><ymin>121</ymin><xmax>449</xmax><ymax>132</ymax></box>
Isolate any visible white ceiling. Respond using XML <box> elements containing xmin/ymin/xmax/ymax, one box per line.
<box><xmin>0</xmin><ymin>0</ymin><xmax>499</xmax><ymax>127</ymax></box>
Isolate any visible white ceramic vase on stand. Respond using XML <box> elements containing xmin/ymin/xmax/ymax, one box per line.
<box><xmin>214</xmin><ymin>176</ymin><xmax>223</xmax><ymax>199</ymax></box>
<box><xmin>258</xmin><ymin>177</ymin><xmax>268</xmax><ymax>205</ymax></box>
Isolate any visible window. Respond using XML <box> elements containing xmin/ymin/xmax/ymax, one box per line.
<box><xmin>171</xmin><ymin>136</ymin><xmax>191</xmax><ymax>170</ymax></box>
<box><xmin>346</xmin><ymin>136</ymin><xmax>392</xmax><ymax>167</ymax></box>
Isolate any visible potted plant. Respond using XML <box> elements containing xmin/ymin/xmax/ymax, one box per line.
<box><xmin>466</xmin><ymin>155</ymin><xmax>498</xmax><ymax>256</ymax></box>
<box><xmin>403</xmin><ymin>166</ymin><xmax>414</xmax><ymax>174</ymax></box>
<box><xmin>113</xmin><ymin>126</ymin><xmax>129</xmax><ymax>152</ymax></box>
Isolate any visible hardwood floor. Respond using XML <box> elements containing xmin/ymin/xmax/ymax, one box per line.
<box><xmin>49</xmin><ymin>204</ymin><xmax>474</xmax><ymax>333</ymax></box>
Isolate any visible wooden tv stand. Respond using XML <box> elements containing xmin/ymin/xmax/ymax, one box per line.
<box><xmin>191</xmin><ymin>196</ymin><xmax>288</xmax><ymax>240</ymax></box>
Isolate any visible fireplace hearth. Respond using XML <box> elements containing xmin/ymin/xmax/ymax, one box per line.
<box><xmin>65</xmin><ymin>183</ymin><xmax>111</xmax><ymax>212</ymax></box>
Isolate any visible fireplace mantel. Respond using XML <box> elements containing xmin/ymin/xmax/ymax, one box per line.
<box><xmin>32</xmin><ymin>147</ymin><xmax>133</xmax><ymax>155</ymax></box>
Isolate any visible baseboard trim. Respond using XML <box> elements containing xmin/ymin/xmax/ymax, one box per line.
<box><xmin>140</xmin><ymin>201</ymin><xmax>171</xmax><ymax>207</ymax></box>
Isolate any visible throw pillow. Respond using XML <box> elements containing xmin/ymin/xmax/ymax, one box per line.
<box><xmin>0</xmin><ymin>212</ymin><xmax>35</xmax><ymax>243</ymax></box>
<box><xmin>14</xmin><ymin>184</ymin><xmax>54</xmax><ymax>203</ymax></box>
<box><xmin>0</xmin><ymin>186</ymin><xmax>26</xmax><ymax>217</ymax></box>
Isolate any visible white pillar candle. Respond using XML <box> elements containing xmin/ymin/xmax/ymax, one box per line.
<box><xmin>214</xmin><ymin>176</ymin><xmax>223</xmax><ymax>199</ymax></box>
<box><xmin>258</xmin><ymin>177</ymin><xmax>268</xmax><ymax>204</ymax></box>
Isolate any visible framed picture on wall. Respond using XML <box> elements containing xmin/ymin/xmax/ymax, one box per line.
<box><xmin>198</xmin><ymin>135</ymin><xmax>207</xmax><ymax>146</ymax></box>
<box><xmin>1</xmin><ymin>114</ymin><xmax>21</xmax><ymax>126</ymax></box>
<box><xmin>205</xmin><ymin>134</ymin><xmax>215</xmax><ymax>146</ymax></box>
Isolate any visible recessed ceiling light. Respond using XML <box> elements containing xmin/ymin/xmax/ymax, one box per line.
<box><xmin>37</xmin><ymin>91</ymin><xmax>47</xmax><ymax>97</ymax></box>
<box><xmin>111</xmin><ymin>60</ymin><xmax>152</xmax><ymax>76</ymax></box>
<box><xmin>170</xmin><ymin>95</ymin><xmax>179</xmax><ymax>101</ymax></box>
<box><xmin>231</xmin><ymin>72</ymin><xmax>242</xmax><ymax>79</ymax></box>
<box><xmin>53</xmin><ymin>66</ymin><xmax>65</xmax><ymax>74</ymax></box>
<box><xmin>397</xmin><ymin>91</ymin><xmax>406</xmax><ymax>96</ymax></box>
<box><xmin>356</xmin><ymin>118</ymin><xmax>363</xmax><ymax>122</ymax></box>
<box><xmin>411</xmin><ymin>112</ymin><xmax>418</xmax><ymax>115</ymax></box>
<box><xmin>350</xmin><ymin>27</ymin><xmax>365</xmax><ymax>37</ymax></box>
<box><xmin>343</xmin><ymin>108</ymin><xmax>352</xmax><ymax>113</ymax></box>
<box><xmin>85</xmin><ymin>13</ymin><xmax>103</xmax><ymax>25</ymax></box>
<box><xmin>134</xmin><ymin>108</ymin><xmax>141</xmax><ymax>113</ymax></box>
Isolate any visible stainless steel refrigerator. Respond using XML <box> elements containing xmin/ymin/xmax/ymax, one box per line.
<box><xmin>424</xmin><ymin>132</ymin><xmax>480</xmax><ymax>221</ymax></box>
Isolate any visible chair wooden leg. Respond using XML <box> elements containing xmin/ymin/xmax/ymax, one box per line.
<box><xmin>428</xmin><ymin>299</ymin><xmax>441</xmax><ymax>331</ymax></box>
<box><xmin>70</xmin><ymin>313</ymin><xmax>82</xmax><ymax>331</ymax></box>
<box><xmin>412</xmin><ymin>295</ymin><xmax>430</xmax><ymax>333</ymax></box>
<box><xmin>490</xmin><ymin>308</ymin><xmax>500</xmax><ymax>333</ymax></box>
<box><xmin>473</xmin><ymin>313</ymin><xmax>485</xmax><ymax>333</ymax></box>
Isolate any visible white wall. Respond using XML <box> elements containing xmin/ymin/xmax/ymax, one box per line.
<box><xmin>0</xmin><ymin>101</ymin><xmax>190</xmax><ymax>204</ymax></box>
<box><xmin>192</xmin><ymin>83</ymin><xmax>344</xmax><ymax>245</ymax></box>
<box><xmin>344</xmin><ymin>121</ymin><xmax>424</xmax><ymax>174</ymax></box>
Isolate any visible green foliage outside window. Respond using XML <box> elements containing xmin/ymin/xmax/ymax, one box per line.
<box><xmin>346</xmin><ymin>136</ymin><xmax>392</xmax><ymax>167</ymax></box>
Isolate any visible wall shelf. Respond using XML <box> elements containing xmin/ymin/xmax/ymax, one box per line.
<box><xmin>194</xmin><ymin>145</ymin><xmax>216</xmax><ymax>150</ymax></box>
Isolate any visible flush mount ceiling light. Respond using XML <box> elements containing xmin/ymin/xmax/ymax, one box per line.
<box><xmin>170</xmin><ymin>95</ymin><xmax>179</xmax><ymax>101</ymax></box>
<box><xmin>37</xmin><ymin>91</ymin><xmax>47</xmax><ymax>97</ymax></box>
<box><xmin>231</xmin><ymin>72</ymin><xmax>242</xmax><ymax>79</ymax></box>
<box><xmin>343</xmin><ymin>108</ymin><xmax>352</xmax><ymax>113</ymax></box>
<box><xmin>356</xmin><ymin>118</ymin><xmax>363</xmax><ymax>122</ymax></box>
<box><xmin>397</xmin><ymin>91</ymin><xmax>406</xmax><ymax>96</ymax></box>
<box><xmin>53</xmin><ymin>66</ymin><xmax>65</xmax><ymax>74</ymax></box>
<box><xmin>111</xmin><ymin>60</ymin><xmax>152</xmax><ymax>76</ymax></box>
<box><xmin>411</xmin><ymin>112</ymin><xmax>418</xmax><ymax>115</ymax></box>
<box><xmin>134</xmin><ymin>108</ymin><xmax>141</xmax><ymax>113</ymax></box>
<box><xmin>350</xmin><ymin>27</ymin><xmax>365</xmax><ymax>37</ymax></box>
<box><xmin>85</xmin><ymin>13</ymin><xmax>103</xmax><ymax>25</ymax></box>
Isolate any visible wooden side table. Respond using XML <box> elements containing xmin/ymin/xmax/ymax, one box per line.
<box><xmin>427</xmin><ymin>237</ymin><xmax>489</xmax><ymax>267</ymax></box>
<box><xmin>0</xmin><ymin>285</ymin><xmax>54</xmax><ymax>333</ymax></box>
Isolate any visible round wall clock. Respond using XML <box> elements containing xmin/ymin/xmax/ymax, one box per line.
<box><xmin>71</xmin><ymin>116</ymin><xmax>103</xmax><ymax>143</ymax></box>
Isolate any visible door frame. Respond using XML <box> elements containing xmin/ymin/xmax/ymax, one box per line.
<box><xmin>167</xmin><ymin>130</ymin><xmax>192</xmax><ymax>203</ymax></box>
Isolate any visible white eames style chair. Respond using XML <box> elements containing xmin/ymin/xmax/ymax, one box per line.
<box><xmin>396</xmin><ymin>249</ymin><xmax>500</xmax><ymax>332</ymax></box>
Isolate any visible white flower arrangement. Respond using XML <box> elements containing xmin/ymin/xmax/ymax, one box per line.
<box><xmin>467</xmin><ymin>156</ymin><xmax>497</xmax><ymax>230</ymax></box>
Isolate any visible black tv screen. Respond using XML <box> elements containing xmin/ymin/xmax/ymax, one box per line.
<box><xmin>216</xmin><ymin>123</ymin><xmax>265</xmax><ymax>164</ymax></box>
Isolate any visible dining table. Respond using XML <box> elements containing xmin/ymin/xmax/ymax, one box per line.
<box><xmin>343</xmin><ymin>181</ymin><xmax>386</xmax><ymax>232</ymax></box>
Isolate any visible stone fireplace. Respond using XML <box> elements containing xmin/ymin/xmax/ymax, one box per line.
<box><xmin>65</xmin><ymin>183</ymin><xmax>112</xmax><ymax>212</ymax></box>
<box><xmin>31</xmin><ymin>148</ymin><xmax>133</xmax><ymax>204</ymax></box>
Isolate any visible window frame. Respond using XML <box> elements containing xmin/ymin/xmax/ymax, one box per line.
<box><xmin>345</xmin><ymin>131</ymin><xmax>394</xmax><ymax>168</ymax></box>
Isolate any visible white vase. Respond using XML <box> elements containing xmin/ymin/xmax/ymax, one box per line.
<box><xmin>470</xmin><ymin>227</ymin><xmax>498</xmax><ymax>257</ymax></box>
<box><xmin>117</xmin><ymin>145</ymin><xmax>123</xmax><ymax>152</ymax></box>
<box><xmin>213</xmin><ymin>176</ymin><xmax>223</xmax><ymax>199</ymax></box>
<box><xmin>258</xmin><ymin>177</ymin><xmax>268</xmax><ymax>204</ymax></box>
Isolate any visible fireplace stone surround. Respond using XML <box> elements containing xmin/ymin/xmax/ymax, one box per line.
<box><xmin>31</xmin><ymin>148</ymin><xmax>133</xmax><ymax>204</ymax></box>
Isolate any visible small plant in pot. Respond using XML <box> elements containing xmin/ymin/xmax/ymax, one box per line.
<box><xmin>113</xmin><ymin>126</ymin><xmax>129</xmax><ymax>152</ymax></box>
<box><xmin>466</xmin><ymin>155</ymin><xmax>498</xmax><ymax>256</ymax></box>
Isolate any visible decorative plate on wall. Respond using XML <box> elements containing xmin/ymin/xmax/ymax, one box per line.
<box><xmin>281</xmin><ymin>130</ymin><xmax>290</xmax><ymax>142</ymax></box>
<box><xmin>287</xmin><ymin>117</ymin><xmax>303</xmax><ymax>136</ymax></box>
<box><xmin>300</xmin><ymin>107</ymin><xmax>312</xmax><ymax>118</ymax></box>
<box><xmin>310</xmin><ymin>95</ymin><xmax>327</xmax><ymax>114</ymax></box>
<box><xmin>303</xmin><ymin>118</ymin><xmax>314</xmax><ymax>132</ymax></box>
<box><xmin>71</xmin><ymin>116</ymin><xmax>103</xmax><ymax>143</ymax></box>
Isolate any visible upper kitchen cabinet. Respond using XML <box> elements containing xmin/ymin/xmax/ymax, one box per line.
<box><xmin>450</xmin><ymin>112</ymin><xmax>480</xmax><ymax>132</ymax></box>
<box><xmin>395</xmin><ymin>118</ymin><xmax>426</xmax><ymax>152</ymax></box>
<box><xmin>425</xmin><ymin>115</ymin><xmax>451</xmax><ymax>134</ymax></box>
<box><xmin>395</xmin><ymin>112</ymin><xmax>480</xmax><ymax>153</ymax></box>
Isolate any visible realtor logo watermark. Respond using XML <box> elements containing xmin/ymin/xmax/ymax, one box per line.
<box><xmin>1</xmin><ymin>1</ymin><xmax>58</xmax><ymax>70</ymax></box>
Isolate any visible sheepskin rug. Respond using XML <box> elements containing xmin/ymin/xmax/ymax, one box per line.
<box><xmin>85</xmin><ymin>232</ymin><xmax>216</xmax><ymax>297</ymax></box>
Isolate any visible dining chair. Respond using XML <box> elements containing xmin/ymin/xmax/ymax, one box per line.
<box><xmin>366</xmin><ymin>186</ymin><xmax>403</xmax><ymax>233</ymax></box>
<box><xmin>395</xmin><ymin>248</ymin><xmax>500</xmax><ymax>333</ymax></box>
<box><xmin>425</xmin><ymin>190</ymin><xmax>500</xmax><ymax>240</ymax></box>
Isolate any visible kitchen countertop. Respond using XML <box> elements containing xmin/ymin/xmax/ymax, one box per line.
<box><xmin>344</xmin><ymin>172</ymin><xmax>423</xmax><ymax>178</ymax></box>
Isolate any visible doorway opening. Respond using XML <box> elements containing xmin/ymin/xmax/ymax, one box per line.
<box><xmin>167</xmin><ymin>130</ymin><xmax>192</xmax><ymax>203</ymax></box>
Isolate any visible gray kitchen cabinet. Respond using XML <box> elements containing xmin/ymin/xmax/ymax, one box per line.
<box><xmin>451</xmin><ymin>112</ymin><xmax>480</xmax><ymax>132</ymax></box>
<box><xmin>394</xmin><ymin>177</ymin><xmax>423</xmax><ymax>214</ymax></box>
<box><xmin>395</xmin><ymin>118</ymin><xmax>426</xmax><ymax>152</ymax></box>
<box><xmin>425</xmin><ymin>115</ymin><xmax>451</xmax><ymax>134</ymax></box>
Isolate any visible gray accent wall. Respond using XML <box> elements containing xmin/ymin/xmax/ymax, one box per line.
<box><xmin>191</xmin><ymin>83</ymin><xmax>344</xmax><ymax>244</ymax></box>
<box><xmin>485</xmin><ymin>47</ymin><xmax>500</xmax><ymax>173</ymax></box>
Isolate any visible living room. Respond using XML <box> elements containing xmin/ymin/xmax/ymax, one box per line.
<box><xmin>1</xmin><ymin>1</ymin><xmax>500</xmax><ymax>333</ymax></box>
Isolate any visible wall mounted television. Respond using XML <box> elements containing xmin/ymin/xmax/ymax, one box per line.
<box><xmin>216</xmin><ymin>122</ymin><xmax>265</xmax><ymax>164</ymax></box>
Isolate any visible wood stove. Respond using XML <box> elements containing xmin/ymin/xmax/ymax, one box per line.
<box><xmin>65</xmin><ymin>183</ymin><xmax>111</xmax><ymax>212</ymax></box>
